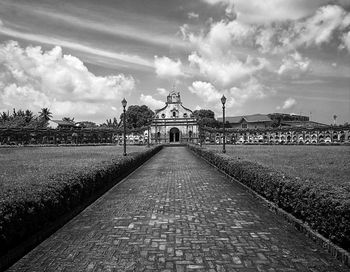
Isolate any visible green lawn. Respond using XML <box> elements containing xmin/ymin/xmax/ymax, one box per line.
<box><xmin>206</xmin><ymin>145</ymin><xmax>350</xmax><ymax>187</ymax></box>
<box><xmin>0</xmin><ymin>145</ymin><xmax>146</xmax><ymax>193</ymax></box>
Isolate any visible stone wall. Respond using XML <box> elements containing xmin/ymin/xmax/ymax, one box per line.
<box><xmin>201</xmin><ymin>126</ymin><xmax>350</xmax><ymax>145</ymax></box>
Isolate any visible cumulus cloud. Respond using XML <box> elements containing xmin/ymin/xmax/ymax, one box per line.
<box><xmin>186</xmin><ymin>20</ymin><xmax>267</xmax><ymax>87</ymax></box>
<box><xmin>189</xmin><ymin>81</ymin><xmax>222</xmax><ymax>103</ymax></box>
<box><xmin>277</xmin><ymin>98</ymin><xmax>297</xmax><ymax>110</ymax></box>
<box><xmin>0</xmin><ymin>41</ymin><xmax>135</xmax><ymax>122</ymax></box>
<box><xmin>188</xmin><ymin>12</ymin><xmax>199</xmax><ymax>19</ymax></box>
<box><xmin>278</xmin><ymin>51</ymin><xmax>310</xmax><ymax>78</ymax></box>
<box><xmin>189</xmin><ymin>77</ymin><xmax>272</xmax><ymax>110</ymax></box>
<box><xmin>140</xmin><ymin>94</ymin><xmax>164</xmax><ymax>110</ymax></box>
<box><xmin>255</xmin><ymin>5</ymin><xmax>350</xmax><ymax>53</ymax></box>
<box><xmin>154</xmin><ymin>56</ymin><xmax>184</xmax><ymax>78</ymax></box>
<box><xmin>290</xmin><ymin>5</ymin><xmax>350</xmax><ymax>49</ymax></box>
<box><xmin>198</xmin><ymin>2</ymin><xmax>350</xmax><ymax>54</ymax></box>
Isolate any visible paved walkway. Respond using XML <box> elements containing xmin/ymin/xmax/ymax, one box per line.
<box><xmin>8</xmin><ymin>147</ymin><xmax>349</xmax><ymax>272</ymax></box>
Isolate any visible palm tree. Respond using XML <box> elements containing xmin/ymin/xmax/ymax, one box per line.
<box><xmin>0</xmin><ymin>111</ymin><xmax>10</xmax><ymax>122</ymax></box>
<box><xmin>39</xmin><ymin>108</ymin><xmax>53</xmax><ymax>122</ymax></box>
<box><xmin>25</xmin><ymin>110</ymin><xmax>34</xmax><ymax>123</ymax></box>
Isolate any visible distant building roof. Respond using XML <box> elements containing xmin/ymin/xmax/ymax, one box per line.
<box><xmin>217</xmin><ymin>114</ymin><xmax>272</xmax><ymax>123</ymax></box>
<box><xmin>280</xmin><ymin>121</ymin><xmax>328</xmax><ymax>128</ymax></box>
<box><xmin>50</xmin><ymin>120</ymin><xmax>76</xmax><ymax>126</ymax></box>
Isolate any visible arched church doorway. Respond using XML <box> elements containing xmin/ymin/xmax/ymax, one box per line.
<box><xmin>169</xmin><ymin>127</ymin><xmax>180</xmax><ymax>143</ymax></box>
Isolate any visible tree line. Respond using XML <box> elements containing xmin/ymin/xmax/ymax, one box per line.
<box><xmin>0</xmin><ymin>108</ymin><xmax>53</xmax><ymax>128</ymax></box>
<box><xmin>0</xmin><ymin>106</ymin><xmax>222</xmax><ymax>129</ymax></box>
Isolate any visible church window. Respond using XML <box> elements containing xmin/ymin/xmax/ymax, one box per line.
<box><xmin>183</xmin><ymin>113</ymin><xmax>188</xmax><ymax>118</ymax></box>
<box><xmin>242</xmin><ymin>123</ymin><xmax>247</xmax><ymax>129</ymax></box>
<box><xmin>161</xmin><ymin>114</ymin><xmax>165</xmax><ymax>118</ymax></box>
<box><xmin>173</xmin><ymin>112</ymin><xmax>176</xmax><ymax>117</ymax></box>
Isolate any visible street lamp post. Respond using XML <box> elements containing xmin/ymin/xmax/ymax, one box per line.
<box><xmin>221</xmin><ymin>95</ymin><xmax>226</xmax><ymax>153</ymax></box>
<box><xmin>147</xmin><ymin>118</ymin><xmax>151</xmax><ymax>148</ymax></box>
<box><xmin>122</xmin><ymin>98</ymin><xmax>127</xmax><ymax>156</ymax></box>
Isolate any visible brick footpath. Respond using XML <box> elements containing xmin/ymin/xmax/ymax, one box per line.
<box><xmin>7</xmin><ymin>147</ymin><xmax>349</xmax><ymax>272</ymax></box>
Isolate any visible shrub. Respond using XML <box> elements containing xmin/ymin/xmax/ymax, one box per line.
<box><xmin>0</xmin><ymin>145</ymin><xmax>162</xmax><ymax>260</ymax></box>
<box><xmin>188</xmin><ymin>145</ymin><xmax>350</xmax><ymax>252</ymax></box>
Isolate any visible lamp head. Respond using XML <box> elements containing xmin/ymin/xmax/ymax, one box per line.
<box><xmin>221</xmin><ymin>95</ymin><xmax>226</xmax><ymax>105</ymax></box>
<box><xmin>121</xmin><ymin>98</ymin><xmax>127</xmax><ymax>108</ymax></box>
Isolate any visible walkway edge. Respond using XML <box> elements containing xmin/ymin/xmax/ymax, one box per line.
<box><xmin>188</xmin><ymin>146</ymin><xmax>350</xmax><ymax>268</ymax></box>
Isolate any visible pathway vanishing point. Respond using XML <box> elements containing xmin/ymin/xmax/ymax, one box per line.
<box><xmin>7</xmin><ymin>147</ymin><xmax>349</xmax><ymax>272</ymax></box>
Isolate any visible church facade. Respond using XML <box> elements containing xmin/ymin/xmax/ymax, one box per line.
<box><xmin>150</xmin><ymin>90</ymin><xmax>199</xmax><ymax>144</ymax></box>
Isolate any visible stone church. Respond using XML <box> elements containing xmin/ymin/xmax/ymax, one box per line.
<box><xmin>150</xmin><ymin>90</ymin><xmax>199</xmax><ymax>144</ymax></box>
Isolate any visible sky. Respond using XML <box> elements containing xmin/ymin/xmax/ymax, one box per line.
<box><xmin>0</xmin><ymin>0</ymin><xmax>349</xmax><ymax>125</ymax></box>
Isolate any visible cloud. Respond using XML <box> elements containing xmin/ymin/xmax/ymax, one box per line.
<box><xmin>202</xmin><ymin>0</ymin><xmax>350</xmax><ymax>24</ymax></box>
<box><xmin>290</xmin><ymin>5</ymin><xmax>350</xmax><ymax>49</ymax></box>
<box><xmin>341</xmin><ymin>31</ymin><xmax>350</xmax><ymax>52</ymax></box>
<box><xmin>277</xmin><ymin>98</ymin><xmax>297</xmax><ymax>110</ymax></box>
<box><xmin>201</xmin><ymin>0</ymin><xmax>235</xmax><ymax>17</ymax></box>
<box><xmin>157</xmin><ymin>88</ymin><xmax>168</xmax><ymax>96</ymax></box>
<box><xmin>278</xmin><ymin>51</ymin><xmax>310</xmax><ymax>78</ymax></box>
<box><xmin>186</xmin><ymin>20</ymin><xmax>267</xmax><ymax>87</ymax></box>
<box><xmin>189</xmin><ymin>81</ymin><xmax>222</xmax><ymax>103</ymax></box>
<box><xmin>255</xmin><ymin>5</ymin><xmax>350</xmax><ymax>53</ymax></box>
<box><xmin>154</xmin><ymin>56</ymin><xmax>184</xmax><ymax>78</ymax></box>
<box><xmin>189</xmin><ymin>77</ymin><xmax>272</xmax><ymax>110</ymax></box>
<box><xmin>0</xmin><ymin>1</ymin><xmax>187</xmax><ymax>50</ymax></box>
<box><xmin>0</xmin><ymin>23</ymin><xmax>153</xmax><ymax>69</ymax></box>
<box><xmin>197</xmin><ymin>3</ymin><xmax>350</xmax><ymax>54</ymax></box>
<box><xmin>233</xmin><ymin>0</ymin><xmax>323</xmax><ymax>24</ymax></box>
<box><xmin>140</xmin><ymin>94</ymin><xmax>164</xmax><ymax>110</ymax></box>
<box><xmin>188</xmin><ymin>12</ymin><xmax>199</xmax><ymax>19</ymax></box>
<box><xmin>0</xmin><ymin>41</ymin><xmax>135</xmax><ymax>122</ymax></box>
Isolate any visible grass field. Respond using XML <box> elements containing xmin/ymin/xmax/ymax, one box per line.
<box><xmin>206</xmin><ymin>145</ymin><xmax>350</xmax><ymax>187</ymax></box>
<box><xmin>0</xmin><ymin>145</ymin><xmax>146</xmax><ymax>193</ymax></box>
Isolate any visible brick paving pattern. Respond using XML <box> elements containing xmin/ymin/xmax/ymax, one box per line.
<box><xmin>7</xmin><ymin>147</ymin><xmax>349</xmax><ymax>271</ymax></box>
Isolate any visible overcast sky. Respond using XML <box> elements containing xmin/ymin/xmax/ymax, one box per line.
<box><xmin>0</xmin><ymin>0</ymin><xmax>349</xmax><ymax>124</ymax></box>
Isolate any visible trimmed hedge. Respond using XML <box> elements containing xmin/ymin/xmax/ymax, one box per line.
<box><xmin>0</xmin><ymin>145</ymin><xmax>162</xmax><ymax>260</ymax></box>
<box><xmin>189</xmin><ymin>145</ymin><xmax>350</xmax><ymax>252</ymax></box>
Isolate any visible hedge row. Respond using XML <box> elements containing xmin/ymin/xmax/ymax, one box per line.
<box><xmin>0</xmin><ymin>145</ymin><xmax>162</xmax><ymax>260</ymax></box>
<box><xmin>188</xmin><ymin>145</ymin><xmax>350</xmax><ymax>252</ymax></box>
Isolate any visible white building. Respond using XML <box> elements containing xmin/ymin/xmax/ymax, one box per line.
<box><xmin>151</xmin><ymin>90</ymin><xmax>199</xmax><ymax>144</ymax></box>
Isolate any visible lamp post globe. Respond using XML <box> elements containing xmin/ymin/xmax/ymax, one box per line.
<box><xmin>221</xmin><ymin>95</ymin><xmax>226</xmax><ymax>154</ymax></box>
<box><xmin>122</xmin><ymin>98</ymin><xmax>127</xmax><ymax>156</ymax></box>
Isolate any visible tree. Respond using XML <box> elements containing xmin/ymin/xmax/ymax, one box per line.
<box><xmin>39</xmin><ymin>108</ymin><xmax>53</xmax><ymax>121</ymax></box>
<box><xmin>25</xmin><ymin>110</ymin><xmax>34</xmax><ymax>123</ymax></box>
<box><xmin>77</xmin><ymin>121</ymin><xmax>97</xmax><ymax>128</ymax></box>
<box><xmin>38</xmin><ymin>108</ymin><xmax>53</xmax><ymax>127</ymax></box>
<box><xmin>62</xmin><ymin>117</ymin><xmax>75</xmax><ymax>122</ymax></box>
<box><xmin>193</xmin><ymin>109</ymin><xmax>215</xmax><ymax>120</ymax></box>
<box><xmin>0</xmin><ymin>111</ymin><xmax>10</xmax><ymax>122</ymax></box>
<box><xmin>193</xmin><ymin>109</ymin><xmax>219</xmax><ymax>128</ymax></box>
<box><xmin>120</xmin><ymin>105</ymin><xmax>154</xmax><ymax>129</ymax></box>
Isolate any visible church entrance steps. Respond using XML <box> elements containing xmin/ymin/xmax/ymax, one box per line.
<box><xmin>162</xmin><ymin>143</ymin><xmax>187</xmax><ymax>147</ymax></box>
<box><xmin>7</xmin><ymin>147</ymin><xmax>348</xmax><ymax>271</ymax></box>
